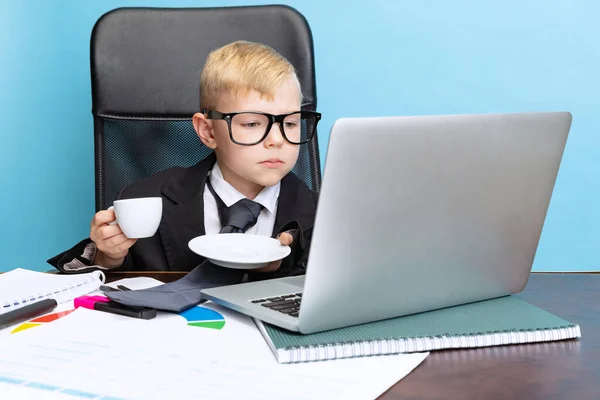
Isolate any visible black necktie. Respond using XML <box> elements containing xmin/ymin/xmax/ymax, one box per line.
<box><xmin>206</xmin><ymin>175</ymin><xmax>264</xmax><ymax>233</ymax></box>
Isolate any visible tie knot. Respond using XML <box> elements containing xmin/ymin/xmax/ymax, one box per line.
<box><xmin>206</xmin><ymin>174</ymin><xmax>264</xmax><ymax>234</ymax></box>
<box><xmin>219</xmin><ymin>198</ymin><xmax>264</xmax><ymax>234</ymax></box>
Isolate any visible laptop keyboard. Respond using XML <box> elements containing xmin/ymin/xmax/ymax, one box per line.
<box><xmin>250</xmin><ymin>293</ymin><xmax>302</xmax><ymax>317</ymax></box>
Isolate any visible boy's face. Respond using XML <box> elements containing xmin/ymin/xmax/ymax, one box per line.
<box><xmin>194</xmin><ymin>76</ymin><xmax>302</xmax><ymax>196</ymax></box>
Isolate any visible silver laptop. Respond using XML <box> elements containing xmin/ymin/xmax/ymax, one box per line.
<box><xmin>201</xmin><ymin>111</ymin><xmax>572</xmax><ymax>334</ymax></box>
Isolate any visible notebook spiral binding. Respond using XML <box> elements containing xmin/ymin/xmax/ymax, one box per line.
<box><xmin>279</xmin><ymin>325</ymin><xmax>581</xmax><ymax>363</ymax></box>
<box><xmin>0</xmin><ymin>270</ymin><xmax>106</xmax><ymax>313</ymax></box>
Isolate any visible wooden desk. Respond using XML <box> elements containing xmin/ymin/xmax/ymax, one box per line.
<box><xmin>104</xmin><ymin>272</ymin><xmax>599</xmax><ymax>399</ymax></box>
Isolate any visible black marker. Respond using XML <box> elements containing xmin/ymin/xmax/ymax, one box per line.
<box><xmin>93</xmin><ymin>301</ymin><xmax>157</xmax><ymax>320</ymax></box>
<box><xmin>0</xmin><ymin>298</ymin><xmax>58</xmax><ymax>330</ymax></box>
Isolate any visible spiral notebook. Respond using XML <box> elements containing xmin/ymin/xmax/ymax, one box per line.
<box><xmin>254</xmin><ymin>295</ymin><xmax>581</xmax><ymax>364</ymax></box>
<box><xmin>0</xmin><ymin>268</ymin><xmax>105</xmax><ymax>314</ymax></box>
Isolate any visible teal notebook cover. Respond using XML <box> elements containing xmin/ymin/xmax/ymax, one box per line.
<box><xmin>255</xmin><ymin>296</ymin><xmax>581</xmax><ymax>363</ymax></box>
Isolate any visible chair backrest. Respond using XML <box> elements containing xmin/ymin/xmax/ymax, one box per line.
<box><xmin>91</xmin><ymin>5</ymin><xmax>321</xmax><ymax>211</ymax></box>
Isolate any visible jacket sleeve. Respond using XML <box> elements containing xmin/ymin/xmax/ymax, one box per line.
<box><xmin>46</xmin><ymin>188</ymin><xmax>136</xmax><ymax>273</ymax></box>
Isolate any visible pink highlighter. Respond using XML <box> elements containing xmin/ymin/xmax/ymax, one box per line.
<box><xmin>74</xmin><ymin>295</ymin><xmax>157</xmax><ymax>320</ymax></box>
<box><xmin>74</xmin><ymin>295</ymin><xmax>111</xmax><ymax>310</ymax></box>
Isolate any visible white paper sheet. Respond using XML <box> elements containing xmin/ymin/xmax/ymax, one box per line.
<box><xmin>0</xmin><ymin>268</ymin><xmax>104</xmax><ymax>314</ymax></box>
<box><xmin>0</xmin><ymin>277</ymin><xmax>428</xmax><ymax>399</ymax></box>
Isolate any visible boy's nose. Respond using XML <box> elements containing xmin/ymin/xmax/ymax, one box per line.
<box><xmin>264</xmin><ymin>122</ymin><xmax>285</xmax><ymax>147</ymax></box>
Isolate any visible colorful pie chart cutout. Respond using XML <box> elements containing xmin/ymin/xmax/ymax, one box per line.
<box><xmin>10</xmin><ymin>305</ymin><xmax>225</xmax><ymax>334</ymax></box>
<box><xmin>179</xmin><ymin>306</ymin><xmax>225</xmax><ymax>330</ymax></box>
<box><xmin>11</xmin><ymin>309</ymin><xmax>76</xmax><ymax>334</ymax></box>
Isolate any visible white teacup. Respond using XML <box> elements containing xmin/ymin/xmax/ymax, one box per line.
<box><xmin>108</xmin><ymin>197</ymin><xmax>162</xmax><ymax>239</ymax></box>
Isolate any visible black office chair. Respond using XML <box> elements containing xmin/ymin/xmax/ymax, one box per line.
<box><xmin>91</xmin><ymin>5</ymin><xmax>321</xmax><ymax>211</ymax></box>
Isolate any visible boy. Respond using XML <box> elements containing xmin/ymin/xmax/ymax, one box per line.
<box><xmin>48</xmin><ymin>41</ymin><xmax>321</xmax><ymax>285</ymax></box>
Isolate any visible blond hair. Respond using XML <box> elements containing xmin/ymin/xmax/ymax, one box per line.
<box><xmin>199</xmin><ymin>41</ymin><xmax>301</xmax><ymax>109</ymax></box>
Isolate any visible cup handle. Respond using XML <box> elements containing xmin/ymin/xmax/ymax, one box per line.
<box><xmin>107</xmin><ymin>206</ymin><xmax>118</xmax><ymax>226</ymax></box>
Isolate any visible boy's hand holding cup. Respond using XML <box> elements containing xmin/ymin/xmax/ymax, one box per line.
<box><xmin>90</xmin><ymin>197</ymin><xmax>162</xmax><ymax>268</ymax></box>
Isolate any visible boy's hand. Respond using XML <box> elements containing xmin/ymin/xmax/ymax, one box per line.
<box><xmin>90</xmin><ymin>209</ymin><xmax>137</xmax><ymax>268</ymax></box>
<box><xmin>251</xmin><ymin>231</ymin><xmax>294</xmax><ymax>273</ymax></box>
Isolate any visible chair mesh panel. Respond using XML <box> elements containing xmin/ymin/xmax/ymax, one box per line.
<box><xmin>96</xmin><ymin>110</ymin><xmax>320</xmax><ymax>210</ymax></box>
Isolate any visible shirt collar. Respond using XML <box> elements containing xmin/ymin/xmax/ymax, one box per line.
<box><xmin>209</xmin><ymin>162</ymin><xmax>280</xmax><ymax>214</ymax></box>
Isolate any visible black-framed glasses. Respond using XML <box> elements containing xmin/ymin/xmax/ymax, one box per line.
<box><xmin>202</xmin><ymin>109</ymin><xmax>321</xmax><ymax>146</ymax></box>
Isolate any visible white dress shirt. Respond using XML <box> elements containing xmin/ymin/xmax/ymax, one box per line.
<box><xmin>203</xmin><ymin>162</ymin><xmax>280</xmax><ymax>236</ymax></box>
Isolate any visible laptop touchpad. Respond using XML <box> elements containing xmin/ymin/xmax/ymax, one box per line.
<box><xmin>285</xmin><ymin>276</ymin><xmax>305</xmax><ymax>288</ymax></box>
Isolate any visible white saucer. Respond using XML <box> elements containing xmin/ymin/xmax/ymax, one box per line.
<box><xmin>188</xmin><ymin>234</ymin><xmax>291</xmax><ymax>269</ymax></box>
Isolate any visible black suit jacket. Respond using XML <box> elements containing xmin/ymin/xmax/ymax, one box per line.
<box><xmin>48</xmin><ymin>153</ymin><xmax>319</xmax><ymax>283</ymax></box>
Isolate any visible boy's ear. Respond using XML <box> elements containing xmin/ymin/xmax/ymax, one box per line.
<box><xmin>192</xmin><ymin>112</ymin><xmax>217</xmax><ymax>149</ymax></box>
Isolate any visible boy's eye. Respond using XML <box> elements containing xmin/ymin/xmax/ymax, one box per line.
<box><xmin>239</xmin><ymin>121</ymin><xmax>263</xmax><ymax>129</ymax></box>
<box><xmin>284</xmin><ymin>119</ymin><xmax>300</xmax><ymax>129</ymax></box>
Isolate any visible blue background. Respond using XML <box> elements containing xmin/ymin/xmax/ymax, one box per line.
<box><xmin>1</xmin><ymin>0</ymin><xmax>598</xmax><ymax>272</ymax></box>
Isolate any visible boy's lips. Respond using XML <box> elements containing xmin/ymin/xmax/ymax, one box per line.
<box><xmin>259</xmin><ymin>158</ymin><xmax>284</xmax><ymax>168</ymax></box>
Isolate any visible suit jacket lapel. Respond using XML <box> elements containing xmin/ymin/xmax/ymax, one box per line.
<box><xmin>159</xmin><ymin>153</ymin><xmax>217</xmax><ymax>270</ymax></box>
<box><xmin>274</xmin><ymin>173</ymin><xmax>317</xmax><ymax>236</ymax></box>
